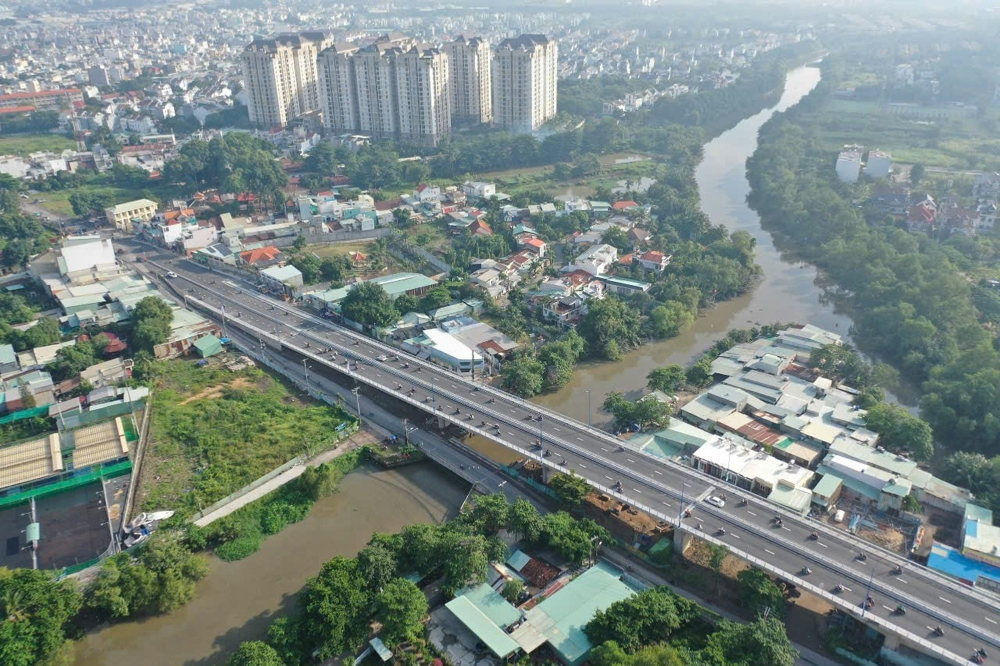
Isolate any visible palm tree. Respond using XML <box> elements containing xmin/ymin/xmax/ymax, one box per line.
<box><xmin>1</xmin><ymin>588</ymin><xmax>27</xmax><ymax>623</ymax></box>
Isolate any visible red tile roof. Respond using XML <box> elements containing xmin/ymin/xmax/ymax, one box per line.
<box><xmin>240</xmin><ymin>246</ymin><xmax>283</xmax><ymax>264</ymax></box>
<box><xmin>0</xmin><ymin>88</ymin><xmax>81</xmax><ymax>101</ymax></box>
<box><xmin>640</xmin><ymin>250</ymin><xmax>666</xmax><ymax>263</ymax></box>
<box><xmin>612</xmin><ymin>200</ymin><xmax>639</xmax><ymax>211</ymax></box>
<box><xmin>0</xmin><ymin>105</ymin><xmax>36</xmax><ymax>114</ymax></box>
<box><xmin>467</xmin><ymin>219</ymin><xmax>493</xmax><ymax>235</ymax></box>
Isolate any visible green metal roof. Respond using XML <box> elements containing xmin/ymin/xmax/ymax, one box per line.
<box><xmin>524</xmin><ymin>562</ymin><xmax>635</xmax><ymax>665</ymax></box>
<box><xmin>370</xmin><ymin>272</ymin><xmax>437</xmax><ymax>297</ymax></box>
<box><xmin>457</xmin><ymin>583</ymin><xmax>521</xmax><ymax>628</ymax></box>
<box><xmin>193</xmin><ymin>335</ymin><xmax>222</xmax><ymax>358</ymax></box>
<box><xmin>445</xmin><ymin>596</ymin><xmax>520</xmax><ymax>658</ymax></box>
<box><xmin>812</xmin><ymin>473</ymin><xmax>843</xmax><ymax>500</ymax></box>
<box><xmin>0</xmin><ymin>344</ymin><xmax>15</xmax><ymax>366</ymax></box>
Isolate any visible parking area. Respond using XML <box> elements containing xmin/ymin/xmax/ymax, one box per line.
<box><xmin>0</xmin><ymin>503</ymin><xmax>33</xmax><ymax>569</ymax></box>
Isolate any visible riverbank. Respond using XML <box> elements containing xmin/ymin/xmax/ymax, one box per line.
<box><xmin>536</xmin><ymin>65</ymin><xmax>857</xmax><ymax>423</ymax></box>
<box><xmin>73</xmin><ymin>463</ymin><xmax>469</xmax><ymax>666</ymax></box>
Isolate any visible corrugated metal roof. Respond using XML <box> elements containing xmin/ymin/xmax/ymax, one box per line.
<box><xmin>444</xmin><ymin>596</ymin><xmax>520</xmax><ymax>658</ymax></box>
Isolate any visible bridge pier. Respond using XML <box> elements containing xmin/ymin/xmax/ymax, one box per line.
<box><xmin>673</xmin><ymin>527</ymin><xmax>693</xmax><ymax>555</ymax></box>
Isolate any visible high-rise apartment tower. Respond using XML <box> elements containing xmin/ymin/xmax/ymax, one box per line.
<box><xmin>241</xmin><ymin>31</ymin><xmax>333</xmax><ymax>128</ymax></box>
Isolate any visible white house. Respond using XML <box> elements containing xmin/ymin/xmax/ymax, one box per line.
<box><xmin>836</xmin><ymin>146</ymin><xmax>863</xmax><ymax>184</ymax></box>
<box><xmin>462</xmin><ymin>181</ymin><xmax>496</xmax><ymax>199</ymax></box>
<box><xmin>564</xmin><ymin>244</ymin><xmax>618</xmax><ymax>277</ymax></box>
<box><xmin>637</xmin><ymin>250</ymin><xmax>671</xmax><ymax>272</ymax></box>
<box><xmin>414</xmin><ymin>184</ymin><xmax>441</xmax><ymax>203</ymax></box>
<box><xmin>865</xmin><ymin>150</ymin><xmax>891</xmax><ymax>179</ymax></box>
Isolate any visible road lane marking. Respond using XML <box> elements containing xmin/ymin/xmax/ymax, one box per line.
<box><xmin>653</xmin><ymin>470</ymin><xmax>662</xmax><ymax>475</ymax></box>
<box><xmin>661</xmin><ymin>501</ymin><xmax>671</xmax><ymax>507</ymax></box>
<box><xmin>986</xmin><ymin>617</ymin><xmax>998</xmax><ymax>625</ymax></box>
<box><xmin>579</xmin><ymin>464</ymin><xmax>587</xmax><ymax>469</ymax></box>
<box><xmin>817</xmin><ymin>542</ymin><xmax>828</xmax><ymax>548</ymax></box>
<box><xmin>507</xmin><ymin>431</ymin><xmax>515</xmax><ymax>436</ymax></box>
<box><xmin>881</xmin><ymin>605</ymin><xmax>894</xmax><ymax>612</ymax></box>
<box><xmin>746</xmin><ymin>510</ymin><xmax>756</xmax><ymax>516</ymax></box>
<box><xmin>576</xmin><ymin>437</ymin><xmax>584</xmax><ymax>441</ymax></box>
<box><xmin>633</xmin><ymin>488</ymin><xmax>642</xmax><ymax>494</ymax></box>
<box><xmin>896</xmin><ymin>578</ymin><xmax>907</xmax><ymax>584</ymax></box>
<box><xmin>731</xmin><ymin>533</ymin><xmax>740</xmax><ymax>539</ymax></box>
<box><xmin>938</xmin><ymin>596</ymin><xmax>952</xmax><ymax>604</ymax></box>
<box><xmin>626</xmin><ymin>458</ymin><xmax>636</xmax><ymax>463</ymax></box>
<box><xmin>605</xmin><ymin>475</ymin><xmax>614</xmax><ymax>481</ymax></box>
<box><xmin>781</xmin><ymin>526</ymin><xmax>791</xmax><ymax>531</ymax></box>
<box><xmin>554</xmin><ymin>426</ymin><xmax>562</xmax><ymax>431</ymax></box>
<box><xmin>601</xmin><ymin>447</ymin><xmax>609</xmax><ymax>452</ymax></box>
<box><xmin>765</xmin><ymin>549</ymin><xmax>775</xmax><ymax>555</ymax></box>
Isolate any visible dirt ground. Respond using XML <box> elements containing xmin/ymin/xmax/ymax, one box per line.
<box><xmin>585</xmin><ymin>492</ymin><xmax>667</xmax><ymax>542</ymax></box>
<box><xmin>178</xmin><ymin>375</ymin><xmax>255</xmax><ymax>405</ymax></box>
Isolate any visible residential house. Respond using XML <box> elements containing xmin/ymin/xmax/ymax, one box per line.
<box><xmin>239</xmin><ymin>246</ymin><xmax>285</xmax><ymax>270</ymax></box>
<box><xmin>543</xmin><ymin>296</ymin><xmax>586</xmax><ymax>327</ymax></box>
<box><xmin>467</xmin><ymin>219</ymin><xmax>493</xmax><ymax>236</ymax></box>
<box><xmin>414</xmin><ymin>184</ymin><xmax>441</xmax><ymax>204</ymax></box>
<box><xmin>611</xmin><ymin>200</ymin><xmax>639</xmax><ymax>213</ymax></box>
<box><xmin>564</xmin><ymin>244</ymin><xmax>617</xmax><ymax>277</ymax></box>
<box><xmin>518</xmin><ymin>236</ymin><xmax>547</xmax><ymax>258</ymax></box>
<box><xmin>462</xmin><ymin>181</ymin><xmax>496</xmax><ymax>199</ymax></box>
<box><xmin>870</xmin><ymin>189</ymin><xmax>909</xmax><ymax>217</ymax></box>
<box><xmin>907</xmin><ymin>199</ymin><xmax>937</xmax><ymax>234</ymax></box>
<box><xmin>598</xmin><ymin>275</ymin><xmax>651</xmax><ymax>296</ymax></box>
<box><xmin>260</xmin><ymin>265</ymin><xmax>304</xmax><ymax>297</ymax></box>
<box><xmin>977</xmin><ymin>200</ymin><xmax>998</xmax><ymax>231</ymax></box>
<box><xmin>403</xmin><ymin>328</ymin><xmax>483</xmax><ymax>375</ymax></box>
<box><xmin>637</xmin><ymin>250</ymin><xmax>671</xmax><ymax>272</ymax></box>
<box><xmin>196</xmin><ymin>243</ymin><xmax>237</xmax><ymax>268</ymax></box>
<box><xmin>79</xmin><ymin>358</ymin><xmax>131</xmax><ymax>388</ymax></box>
<box><xmin>628</xmin><ymin>227</ymin><xmax>652</xmax><ymax>247</ymax></box>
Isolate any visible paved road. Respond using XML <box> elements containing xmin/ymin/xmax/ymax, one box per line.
<box><xmin>123</xmin><ymin>242</ymin><xmax>999</xmax><ymax>664</ymax></box>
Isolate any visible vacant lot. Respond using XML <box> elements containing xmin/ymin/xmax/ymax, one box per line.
<box><xmin>0</xmin><ymin>133</ymin><xmax>76</xmax><ymax>156</ymax></box>
<box><xmin>137</xmin><ymin>358</ymin><xmax>353</xmax><ymax>517</ymax></box>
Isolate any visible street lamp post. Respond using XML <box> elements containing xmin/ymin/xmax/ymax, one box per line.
<box><xmin>352</xmin><ymin>387</ymin><xmax>362</xmax><ymax>426</ymax></box>
<box><xmin>679</xmin><ymin>482</ymin><xmax>690</xmax><ymax>523</ymax></box>
<box><xmin>302</xmin><ymin>359</ymin><xmax>310</xmax><ymax>393</ymax></box>
<box><xmin>220</xmin><ymin>304</ymin><xmax>229</xmax><ymax>339</ymax></box>
<box><xmin>586</xmin><ymin>389</ymin><xmax>592</xmax><ymax>428</ymax></box>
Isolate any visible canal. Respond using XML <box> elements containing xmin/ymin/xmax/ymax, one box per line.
<box><xmin>73</xmin><ymin>464</ymin><xmax>469</xmax><ymax>665</ymax></box>
<box><xmin>535</xmin><ymin>65</ymin><xmax>856</xmax><ymax>427</ymax></box>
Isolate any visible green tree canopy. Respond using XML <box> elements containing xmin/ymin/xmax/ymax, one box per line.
<box><xmin>736</xmin><ymin>568</ymin><xmax>785</xmax><ymax>618</ymax></box>
<box><xmin>340</xmin><ymin>282</ymin><xmax>399</xmax><ymax>329</ymax></box>
<box><xmin>549</xmin><ymin>471</ymin><xmax>591</xmax><ymax>507</ymax></box>
<box><xmin>864</xmin><ymin>402</ymin><xmax>934</xmax><ymax>461</ymax></box>
<box><xmin>227</xmin><ymin>641</ymin><xmax>284</xmax><ymax>666</ymax></box>
<box><xmin>585</xmin><ymin>587</ymin><xmax>697</xmax><ymax>653</ymax></box>
<box><xmin>299</xmin><ymin>556</ymin><xmax>373</xmax><ymax>659</ymax></box>
<box><xmin>647</xmin><ymin>365</ymin><xmax>686</xmax><ymax>394</ymax></box>
<box><xmin>418</xmin><ymin>286</ymin><xmax>453</xmax><ymax>313</ymax></box>
<box><xmin>375</xmin><ymin>578</ymin><xmax>428</xmax><ymax>646</ymax></box>
<box><xmin>701</xmin><ymin>617</ymin><xmax>797</xmax><ymax>666</ymax></box>
<box><xmin>131</xmin><ymin>296</ymin><xmax>174</xmax><ymax>353</ymax></box>
<box><xmin>0</xmin><ymin>567</ymin><xmax>83</xmax><ymax>666</ymax></box>
<box><xmin>501</xmin><ymin>354</ymin><xmax>545</xmax><ymax>397</ymax></box>
<box><xmin>579</xmin><ymin>297</ymin><xmax>642</xmax><ymax>360</ymax></box>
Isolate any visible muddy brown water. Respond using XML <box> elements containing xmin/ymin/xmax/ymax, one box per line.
<box><xmin>73</xmin><ymin>465</ymin><xmax>468</xmax><ymax>666</ymax></box>
<box><xmin>535</xmin><ymin>66</ymin><xmax>860</xmax><ymax>427</ymax></box>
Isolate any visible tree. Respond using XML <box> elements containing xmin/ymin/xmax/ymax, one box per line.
<box><xmin>393</xmin><ymin>294</ymin><xmax>418</xmax><ymax>315</ymax></box>
<box><xmin>131</xmin><ymin>296</ymin><xmax>174</xmax><ymax>353</ymax></box>
<box><xmin>648</xmin><ymin>302</ymin><xmax>693</xmax><ymax>339</ymax></box>
<box><xmin>340</xmin><ymin>282</ymin><xmax>399</xmax><ymax>329</ymax></box>
<box><xmin>578</xmin><ymin>297</ymin><xmax>642</xmax><ymax>360</ymax></box>
<box><xmin>602</xmin><ymin>226</ymin><xmax>630</xmax><ymax>250</ymax></box>
<box><xmin>227</xmin><ymin>641</ymin><xmax>284</xmax><ymax>666</ymax></box>
<box><xmin>290</xmin><ymin>254</ymin><xmax>321</xmax><ymax>285</ymax></box>
<box><xmin>685</xmin><ymin>357</ymin><xmax>714</xmax><ymax>388</ymax></box>
<box><xmin>442</xmin><ymin>535</ymin><xmax>489</xmax><ymax>595</ymax></box>
<box><xmin>701</xmin><ymin>617</ymin><xmax>797</xmax><ymax>666</ymax></box>
<box><xmin>392</xmin><ymin>207</ymin><xmax>412</xmax><ymax>227</ymax></box>
<box><xmin>539</xmin><ymin>513</ymin><xmax>610</xmax><ymax>564</ymax></box>
<box><xmin>469</xmin><ymin>493</ymin><xmax>510</xmax><ymax>534</ymax></box>
<box><xmin>603</xmin><ymin>392</ymin><xmax>671</xmax><ymax>431</ymax></box>
<box><xmin>910</xmin><ymin>163</ymin><xmax>925</xmax><ymax>186</ymax></box>
<box><xmin>299</xmin><ymin>557</ymin><xmax>373</xmax><ymax>659</ymax></box>
<box><xmin>707</xmin><ymin>543</ymin><xmax>728</xmax><ymax>592</ymax></box>
<box><xmin>501</xmin><ymin>579</ymin><xmax>524</xmax><ymax>604</ymax></box>
<box><xmin>585</xmin><ymin>587</ymin><xmax>696</xmax><ymax>653</ymax></box>
<box><xmin>356</xmin><ymin>543</ymin><xmax>397</xmax><ymax>592</ymax></box>
<box><xmin>418</xmin><ymin>286</ymin><xmax>452</xmax><ymax>313</ymax></box>
<box><xmin>590</xmin><ymin>640</ymin><xmax>631</xmax><ymax>666</ymax></box>
<box><xmin>303</xmin><ymin>141</ymin><xmax>338</xmax><ymax>174</ymax></box>
<box><xmin>47</xmin><ymin>339</ymin><xmax>98</xmax><ymax>381</ymax></box>
<box><xmin>647</xmin><ymin>365</ymin><xmax>685</xmax><ymax>394</ymax></box>
<box><xmin>0</xmin><ymin>567</ymin><xmax>82</xmax><ymax>666</ymax></box>
<box><xmin>319</xmin><ymin>256</ymin><xmax>347</xmax><ymax>283</ymax></box>
<box><xmin>375</xmin><ymin>578</ymin><xmax>428</xmax><ymax>646</ymax></box>
<box><xmin>549</xmin><ymin>471</ymin><xmax>591</xmax><ymax>508</ymax></box>
<box><xmin>509</xmin><ymin>498</ymin><xmax>544</xmax><ymax>543</ymax></box>
<box><xmin>736</xmin><ymin>568</ymin><xmax>785</xmax><ymax>618</ymax></box>
<box><xmin>501</xmin><ymin>354</ymin><xmax>544</xmax><ymax>397</ymax></box>
<box><xmin>863</xmin><ymin>402</ymin><xmax>934</xmax><ymax>461</ymax></box>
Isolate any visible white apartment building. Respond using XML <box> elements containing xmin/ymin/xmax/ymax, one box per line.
<box><xmin>865</xmin><ymin>150</ymin><xmax>892</xmax><ymax>179</ymax></box>
<box><xmin>835</xmin><ymin>145</ymin><xmax>863</xmax><ymax>184</ymax></box>
<box><xmin>445</xmin><ymin>35</ymin><xmax>492</xmax><ymax>125</ymax></box>
<box><xmin>318</xmin><ymin>34</ymin><xmax>451</xmax><ymax>146</ymax></box>
<box><xmin>492</xmin><ymin>34</ymin><xmax>558</xmax><ymax>133</ymax></box>
<box><xmin>241</xmin><ymin>31</ymin><xmax>333</xmax><ymax>128</ymax></box>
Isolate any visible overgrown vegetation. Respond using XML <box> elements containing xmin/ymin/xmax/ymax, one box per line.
<box><xmin>138</xmin><ymin>360</ymin><xmax>354</xmax><ymax>516</ymax></box>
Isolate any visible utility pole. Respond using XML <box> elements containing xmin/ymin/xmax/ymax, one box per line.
<box><xmin>220</xmin><ymin>304</ymin><xmax>228</xmax><ymax>339</ymax></box>
<box><xmin>586</xmin><ymin>389</ymin><xmax>592</xmax><ymax>428</ymax></box>
<box><xmin>302</xmin><ymin>359</ymin><xmax>310</xmax><ymax>393</ymax></box>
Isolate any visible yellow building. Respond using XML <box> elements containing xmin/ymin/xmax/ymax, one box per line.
<box><xmin>104</xmin><ymin>198</ymin><xmax>157</xmax><ymax>232</ymax></box>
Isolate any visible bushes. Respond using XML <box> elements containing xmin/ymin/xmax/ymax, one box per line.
<box><xmin>197</xmin><ymin>451</ymin><xmax>362</xmax><ymax>561</ymax></box>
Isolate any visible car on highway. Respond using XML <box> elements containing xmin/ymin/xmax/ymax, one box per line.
<box><xmin>376</xmin><ymin>354</ymin><xmax>388</xmax><ymax>362</ymax></box>
<box><xmin>167</xmin><ymin>271</ymin><xmax>178</xmax><ymax>278</ymax></box>
<box><xmin>706</xmin><ymin>495</ymin><xmax>726</xmax><ymax>508</ymax></box>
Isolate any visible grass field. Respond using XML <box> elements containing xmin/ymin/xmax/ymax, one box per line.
<box><xmin>138</xmin><ymin>357</ymin><xmax>353</xmax><ymax>518</ymax></box>
<box><xmin>308</xmin><ymin>240</ymin><xmax>377</xmax><ymax>259</ymax></box>
<box><xmin>0</xmin><ymin>133</ymin><xmax>76</xmax><ymax>157</ymax></box>
<box><xmin>35</xmin><ymin>185</ymin><xmax>137</xmax><ymax>217</ymax></box>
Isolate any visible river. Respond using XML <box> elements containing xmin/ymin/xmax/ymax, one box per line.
<box><xmin>73</xmin><ymin>464</ymin><xmax>468</xmax><ymax>666</ymax></box>
<box><xmin>75</xmin><ymin>64</ymin><xmax>847</xmax><ymax>665</ymax></box>
<box><xmin>535</xmin><ymin>65</ymin><xmax>856</xmax><ymax>427</ymax></box>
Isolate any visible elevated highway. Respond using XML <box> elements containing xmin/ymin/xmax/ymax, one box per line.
<box><xmin>130</xmin><ymin>247</ymin><xmax>999</xmax><ymax>665</ymax></box>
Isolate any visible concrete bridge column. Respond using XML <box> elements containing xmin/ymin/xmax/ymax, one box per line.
<box><xmin>542</xmin><ymin>466</ymin><xmax>555</xmax><ymax>484</ymax></box>
<box><xmin>673</xmin><ymin>528</ymin><xmax>693</xmax><ymax>555</ymax></box>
